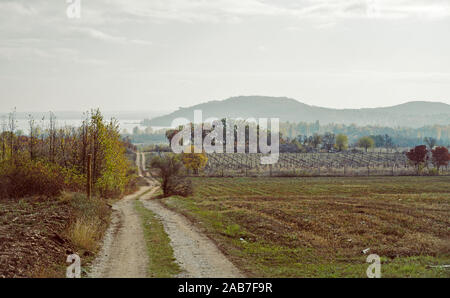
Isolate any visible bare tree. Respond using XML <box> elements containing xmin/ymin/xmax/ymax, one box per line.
<box><xmin>81</xmin><ymin>113</ymin><xmax>89</xmax><ymax>174</ymax></box>
<box><xmin>49</xmin><ymin>112</ymin><xmax>56</xmax><ymax>162</ymax></box>
<box><xmin>424</xmin><ymin>137</ymin><xmax>437</xmax><ymax>151</ymax></box>
<box><xmin>8</xmin><ymin>109</ymin><xmax>16</xmax><ymax>159</ymax></box>
<box><xmin>384</xmin><ymin>134</ymin><xmax>393</xmax><ymax>152</ymax></box>
<box><xmin>322</xmin><ymin>132</ymin><xmax>336</xmax><ymax>151</ymax></box>
<box><xmin>311</xmin><ymin>133</ymin><xmax>322</xmax><ymax>150</ymax></box>
<box><xmin>1</xmin><ymin>116</ymin><xmax>6</xmax><ymax>160</ymax></box>
<box><xmin>28</xmin><ymin>114</ymin><xmax>36</xmax><ymax>160</ymax></box>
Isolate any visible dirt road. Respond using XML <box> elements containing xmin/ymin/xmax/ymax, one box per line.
<box><xmin>89</xmin><ymin>186</ymin><xmax>151</xmax><ymax>278</ymax></box>
<box><xmin>140</xmin><ymin>152</ymin><xmax>146</xmax><ymax>175</ymax></box>
<box><xmin>90</xmin><ymin>151</ymin><xmax>242</xmax><ymax>278</ymax></box>
<box><xmin>136</xmin><ymin>151</ymin><xmax>143</xmax><ymax>177</ymax></box>
<box><xmin>140</xmin><ymin>194</ymin><xmax>243</xmax><ymax>278</ymax></box>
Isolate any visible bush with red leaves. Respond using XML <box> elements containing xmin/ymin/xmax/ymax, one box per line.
<box><xmin>431</xmin><ymin>146</ymin><xmax>450</xmax><ymax>171</ymax></box>
<box><xmin>406</xmin><ymin>145</ymin><xmax>428</xmax><ymax>174</ymax></box>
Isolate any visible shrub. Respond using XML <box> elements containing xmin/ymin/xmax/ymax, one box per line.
<box><xmin>68</xmin><ymin>192</ymin><xmax>110</xmax><ymax>220</ymax></box>
<box><xmin>67</xmin><ymin>217</ymin><xmax>101</xmax><ymax>251</ymax></box>
<box><xmin>406</xmin><ymin>145</ymin><xmax>428</xmax><ymax>175</ymax></box>
<box><xmin>357</xmin><ymin>136</ymin><xmax>375</xmax><ymax>152</ymax></box>
<box><xmin>0</xmin><ymin>157</ymin><xmax>86</xmax><ymax>199</ymax></box>
<box><xmin>151</xmin><ymin>154</ymin><xmax>182</xmax><ymax>197</ymax></box>
<box><xmin>431</xmin><ymin>146</ymin><xmax>450</xmax><ymax>171</ymax></box>
<box><xmin>224</xmin><ymin>224</ymin><xmax>242</xmax><ymax>238</ymax></box>
<box><xmin>427</xmin><ymin>168</ymin><xmax>439</xmax><ymax>176</ymax></box>
<box><xmin>64</xmin><ymin>192</ymin><xmax>110</xmax><ymax>251</ymax></box>
<box><xmin>61</xmin><ymin>168</ymin><xmax>85</xmax><ymax>192</ymax></box>
<box><xmin>182</xmin><ymin>145</ymin><xmax>208</xmax><ymax>175</ymax></box>
<box><xmin>167</xmin><ymin>176</ymin><xmax>193</xmax><ymax>197</ymax></box>
<box><xmin>150</xmin><ymin>154</ymin><xmax>194</xmax><ymax>197</ymax></box>
<box><xmin>0</xmin><ymin>158</ymin><xmax>66</xmax><ymax>199</ymax></box>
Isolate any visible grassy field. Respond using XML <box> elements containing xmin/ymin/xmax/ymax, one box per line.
<box><xmin>162</xmin><ymin>176</ymin><xmax>450</xmax><ymax>277</ymax></box>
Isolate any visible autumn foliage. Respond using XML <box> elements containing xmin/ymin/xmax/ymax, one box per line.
<box><xmin>182</xmin><ymin>145</ymin><xmax>208</xmax><ymax>175</ymax></box>
<box><xmin>150</xmin><ymin>154</ymin><xmax>193</xmax><ymax>197</ymax></box>
<box><xmin>406</xmin><ymin>145</ymin><xmax>428</xmax><ymax>174</ymax></box>
<box><xmin>0</xmin><ymin>109</ymin><xmax>135</xmax><ymax>199</ymax></box>
<box><xmin>431</xmin><ymin>146</ymin><xmax>450</xmax><ymax>171</ymax></box>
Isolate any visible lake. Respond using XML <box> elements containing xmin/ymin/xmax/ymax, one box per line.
<box><xmin>8</xmin><ymin>119</ymin><xmax>167</xmax><ymax>135</ymax></box>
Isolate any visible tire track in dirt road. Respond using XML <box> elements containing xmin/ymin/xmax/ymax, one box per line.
<box><xmin>140</xmin><ymin>152</ymin><xmax>146</xmax><ymax>175</ymax></box>
<box><xmin>90</xmin><ymin>181</ymin><xmax>243</xmax><ymax>278</ymax></box>
<box><xmin>140</xmin><ymin>180</ymin><xmax>244</xmax><ymax>278</ymax></box>
<box><xmin>89</xmin><ymin>151</ymin><xmax>149</xmax><ymax>277</ymax></box>
<box><xmin>90</xmin><ymin>151</ymin><xmax>243</xmax><ymax>278</ymax></box>
<box><xmin>89</xmin><ymin>186</ymin><xmax>154</xmax><ymax>278</ymax></box>
<box><xmin>136</xmin><ymin>151</ymin><xmax>143</xmax><ymax>177</ymax></box>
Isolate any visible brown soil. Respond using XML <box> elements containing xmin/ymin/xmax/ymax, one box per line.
<box><xmin>0</xmin><ymin>197</ymin><xmax>75</xmax><ymax>278</ymax></box>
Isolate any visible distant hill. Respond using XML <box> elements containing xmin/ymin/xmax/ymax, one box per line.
<box><xmin>145</xmin><ymin>96</ymin><xmax>450</xmax><ymax>128</ymax></box>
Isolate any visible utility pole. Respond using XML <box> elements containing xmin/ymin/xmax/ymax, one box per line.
<box><xmin>87</xmin><ymin>154</ymin><xmax>92</xmax><ymax>199</ymax></box>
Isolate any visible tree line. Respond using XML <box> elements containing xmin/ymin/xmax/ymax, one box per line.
<box><xmin>406</xmin><ymin>145</ymin><xmax>450</xmax><ymax>174</ymax></box>
<box><xmin>0</xmin><ymin>109</ymin><xmax>136</xmax><ymax>199</ymax></box>
<box><xmin>281</xmin><ymin>133</ymin><xmax>388</xmax><ymax>153</ymax></box>
<box><xmin>149</xmin><ymin>119</ymin><xmax>449</xmax><ymax>155</ymax></box>
<box><xmin>279</xmin><ymin>121</ymin><xmax>450</xmax><ymax>147</ymax></box>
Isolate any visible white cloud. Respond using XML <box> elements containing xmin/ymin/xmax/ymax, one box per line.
<box><xmin>103</xmin><ymin>0</ymin><xmax>450</xmax><ymax>23</ymax></box>
<box><xmin>0</xmin><ymin>0</ymin><xmax>449</xmax><ymax>112</ymax></box>
<box><xmin>106</xmin><ymin>0</ymin><xmax>306</xmax><ymax>23</ymax></box>
<box><xmin>0</xmin><ymin>1</ymin><xmax>37</xmax><ymax>16</ymax></box>
<box><xmin>69</xmin><ymin>27</ymin><xmax>152</xmax><ymax>45</ymax></box>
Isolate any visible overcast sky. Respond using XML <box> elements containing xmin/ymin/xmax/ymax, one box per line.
<box><xmin>0</xmin><ymin>0</ymin><xmax>449</xmax><ymax>112</ymax></box>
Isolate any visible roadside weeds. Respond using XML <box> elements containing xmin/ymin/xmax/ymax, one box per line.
<box><xmin>135</xmin><ymin>198</ymin><xmax>181</xmax><ymax>277</ymax></box>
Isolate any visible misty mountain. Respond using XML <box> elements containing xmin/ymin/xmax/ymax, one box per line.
<box><xmin>145</xmin><ymin>96</ymin><xmax>450</xmax><ymax>128</ymax></box>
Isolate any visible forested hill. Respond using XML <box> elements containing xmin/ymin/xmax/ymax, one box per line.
<box><xmin>144</xmin><ymin>96</ymin><xmax>450</xmax><ymax>128</ymax></box>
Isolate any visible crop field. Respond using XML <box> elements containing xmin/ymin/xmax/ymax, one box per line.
<box><xmin>162</xmin><ymin>176</ymin><xmax>450</xmax><ymax>277</ymax></box>
<box><xmin>145</xmin><ymin>152</ymin><xmax>450</xmax><ymax>177</ymax></box>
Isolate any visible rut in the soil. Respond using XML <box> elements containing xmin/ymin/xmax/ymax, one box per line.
<box><xmin>140</xmin><ymin>195</ymin><xmax>244</xmax><ymax>278</ymax></box>
<box><xmin>90</xmin><ymin>183</ymin><xmax>243</xmax><ymax>278</ymax></box>
<box><xmin>91</xmin><ymin>151</ymin><xmax>242</xmax><ymax>278</ymax></box>
<box><xmin>89</xmin><ymin>186</ymin><xmax>151</xmax><ymax>278</ymax></box>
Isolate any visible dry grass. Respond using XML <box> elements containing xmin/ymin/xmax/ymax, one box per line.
<box><xmin>67</xmin><ymin>217</ymin><xmax>102</xmax><ymax>252</ymax></box>
<box><xmin>64</xmin><ymin>193</ymin><xmax>111</xmax><ymax>255</ymax></box>
<box><xmin>0</xmin><ymin>192</ymin><xmax>111</xmax><ymax>277</ymax></box>
<box><xmin>29</xmin><ymin>265</ymin><xmax>63</xmax><ymax>278</ymax></box>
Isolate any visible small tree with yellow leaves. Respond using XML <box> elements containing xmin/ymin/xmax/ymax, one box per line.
<box><xmin>182</xmin><ymin>145</ymin><xmax>208</xmax><ymax>175</ymax></box>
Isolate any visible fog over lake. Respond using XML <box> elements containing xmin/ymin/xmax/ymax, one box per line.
<box><xmin>7</xmin><ymin>119</ymin><xmax>167</xmax><ymax>135</ymax></box>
